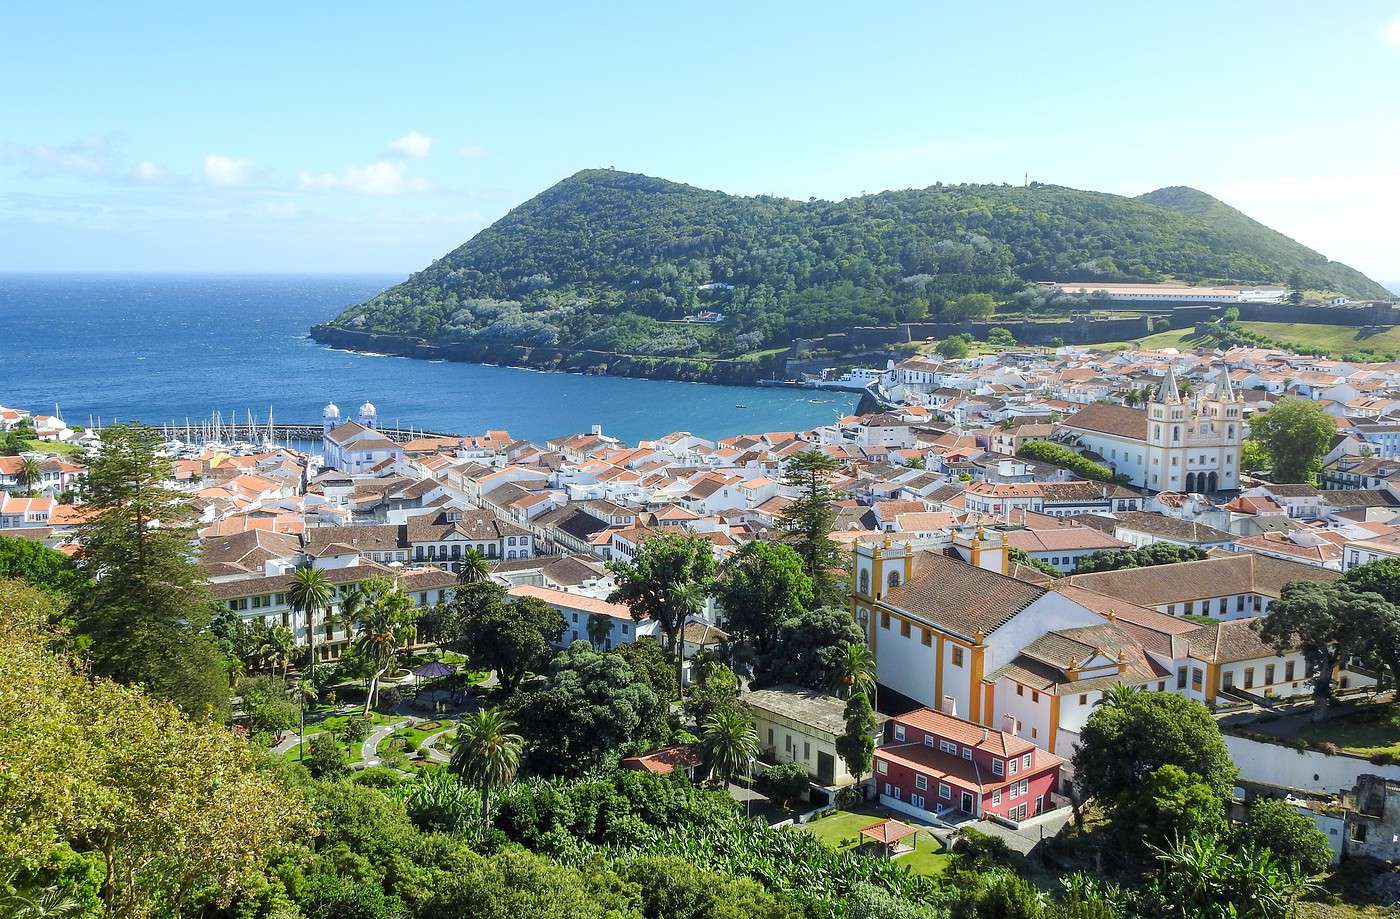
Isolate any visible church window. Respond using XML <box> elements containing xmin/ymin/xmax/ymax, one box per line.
<box><xmin>1172</xmin><ymin>427</ymin><xmax>1180</xmax><ymax>442</ymax></box>
<box><xmin>858</xmin><ymin>569</ymin><xmax>870</xmax><ymax>595</ymax></box>
<box><xmin>888</xmin><ymin>571</ymin><xmax>901</xmax><ymax>589</ymax></box>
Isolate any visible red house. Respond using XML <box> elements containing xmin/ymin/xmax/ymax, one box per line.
<box><xmin>873</xmin><ymin>708</ymin><xmax>1064</xmax><ymax>825</ymax></box>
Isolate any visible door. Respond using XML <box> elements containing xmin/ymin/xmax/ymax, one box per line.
<box><xmin>960</xmin><ymin>791</ymin><xmax>975</xmax><ymax>814</ymax></box>
<box><xmin>816</xmin><ymin>751</ymin><xmax>836</xmax><ymax>786</ymax></box>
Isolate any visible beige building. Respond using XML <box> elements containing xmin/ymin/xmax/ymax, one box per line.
<box><xmin>743</xmin><ymin>685</ymin><xmax>885</xmax><ymax>788</ymax></box>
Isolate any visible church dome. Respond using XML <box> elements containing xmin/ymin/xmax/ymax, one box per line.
<box><xmin>323</xmin><ymin>402</ymin><xmax>340</xmax><ymax>418</ymax></box>
<box><xmin>358</xmin><ymin>401</ymin><xmax>376</xmax><ymax>417</ymax></box>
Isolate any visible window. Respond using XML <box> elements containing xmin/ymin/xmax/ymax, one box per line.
<box><xmin>1031</xmin><ymin>690</ymin><xmax>1039</xmax><ymax>703</ymax></box>
<box><xmin>858</xmin><ymin>569</ymin><xmax>870</xmax><ymax>595</ymax></box>
<box><xmin>1264</xmin><ymin>665</ymin><xmax>1275</xmax><ymax>685</ymax></box>
<box><xmin>992</xmin><ymin>788</ymin><xmax>1002</xmax><ymax>806</ymax></box>
<box><xmin>1237</xmin><ymin>594</ymin><xmax>1246</xmax><ymax>611</ymax></box>
<box><xmin>880</xmin><ymin>611</ymin><xmax>890</xmax><ymax>630</ymax></box>
<box><xmin>940</xmin><ymin>739</ymin><xmax>957</xmax><ymax>755</ymax></box>
<box><xmin>1008</xmin><ymin>758</ymin><xmax>1018</xmax><ymax>775</ymax></box>
<box><xmin>888</xmin><ymin>571</ymin><xmax>901</xmax><ymax>589</ymax></box>
<box><xmin>923</xmin><ymin>735</ymin><xmax>934</xmax><ymax>747</ymax></box>
<box><xmin>1019</xmin><ymin>779</ymin><xmax>1028</xmax><ymax>796</ymax></box>
<box><xmin>921</xmin><ymin>628</ymin><xmax>932</xmax><ymax>646</ymax></box>
<box><xmin>900</xmin><ymin>620</ymin><xmax>911</xmax><ymax>638</ymax></box>
<box><xmin>1177</xmin><ymin>666</ymin><xmax>1187</xmax><ymax>689</ymax></box>
<box><xmin>962</xmin><ymin>747</ymin><xmax>973</xmax><ymax>760</ymax></box>
<box><xmin>1022</xmin><ymin>753</ymin><xmax>1032</xmax><ymax>770</ymax></box>
<box><xmin>938</xmin><ymin>782</ymin><xmax>951</xmax><ymax>800</ymax></box>
<box><xmin>768</xmin><ymin>728</ymin><xmax>774</xmax><ymax>746</ymax></box>
<box><xmin>915</xmin><ymin>774</ymin><xmax>928</xmax><ymax>791</ymax></box>
<box><xmin>1016</xmin><ymin>684</ymin><xmax>1024</xmax><ymax>696</ymax></box>
<box><xmin>1191</xmin><ymin>668</ymin><xmax>1203</xmax><ymax>691</ymax></box>
<box><xmin>1079</xmin><ymin>693</ymin><xmax>1088</xmax><ymax>705</ymax></box>
<box><xmin>877</xmin><ymin>760</ymin><xmax>888</xmax><ymax>774</ymax></box>
<box><xmin>952</xmin><ymin>646</ymin><xmax>965</xmax><ymax>667</ymax></box>
<box><xmin>1285</xmin><ymin>661</ymin><xmax>1296</xmax><ymax>682</ymax></box>
<box><xmin>911</xmin><ymin>793</ymin><xmax>925</xmax><ymax>810</ymax></box>
<box><xmin>803</xmin><ymin>742</ymin><xmax>810</xmax><ymax>760</ymax></box>
<box><xmin>992</xmin><ymin>758</ymin><xmax>1004</xmax><ymax>776</ymax></box>
<box><xmin>1244</xmin><ymin>668</ymin><xmax>1255</xmax><ymax>690</ymax></box>
<box><xmin>1223</xmin><ymin>670</ymin><xmax>1234</xmax><ymax>689</ymax></box>
<box><xmin>1009</xmin><ymin>782</ymin><xmax>1020</xmax><ymax>799</ymax></box>
<box><xmin>893</xmin><ymin>724</ymin><xmax>906</xmax><ymax>742</ymax></box>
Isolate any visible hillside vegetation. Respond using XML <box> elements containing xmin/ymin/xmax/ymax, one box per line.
<box><xmin>323</xmin><ymin>169</ymin><xmax>1390</xmax><ymax>358</ymax></box>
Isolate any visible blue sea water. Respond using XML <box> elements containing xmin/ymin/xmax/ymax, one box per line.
<box><xmin>0</xmin><ymin>273</ymin><xmax>858</xmax><ymax>444</ymax></box>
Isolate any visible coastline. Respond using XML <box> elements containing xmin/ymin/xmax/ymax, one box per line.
<box><xmin>309</xmin><ymin>324</ymin><xmax>790</xmax><ymax>387</ymax></box>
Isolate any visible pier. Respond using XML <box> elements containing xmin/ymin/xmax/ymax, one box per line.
<box><xmin>149</xmin><ymin>413</ymin><xmax>460</xmax><ymax>446</ymax></box>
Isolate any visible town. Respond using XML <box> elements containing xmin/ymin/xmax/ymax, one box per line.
<box><xmin>11</xmin><ymin>332</ymin><xmax>1400</xmax><ymax>916</ymax></box>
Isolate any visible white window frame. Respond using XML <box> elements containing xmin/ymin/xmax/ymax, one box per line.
<box><xmin>938</xmin><ymin>782</ymin><xmax>951</xmax><ymax>800</ymax></box>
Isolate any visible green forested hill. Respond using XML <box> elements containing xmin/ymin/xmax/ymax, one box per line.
<box><xmin>322</xmin><ymin>169</ymin><xmax>1389</xmax><ymax>358</ymax></box>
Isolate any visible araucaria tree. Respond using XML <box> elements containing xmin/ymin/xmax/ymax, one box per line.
<box><xmin>341</xmin><ymin>577</ymin><xmax>419</xmax><ymax>713</ymax></box>
<box><xmin>75</xmin><ymin>424</ymin><xmax>230</xmax><ymax>720</ymax></box>
<box><xmin>608</xmin><ymin>533</ymin><xmax>717</xmax><ymax>691</ymax></box>
<box><xmin>1247</xmin><ymin>397</ymin><xmax>1336</xmax><ymax>484</ymax></box>
<box><xmin>450</xmin><ymin>706</ymin><xmax>523</xmax><ymax>834</ymax></box>
<box><xmin>836</xmin><ymin>690</ymin><xmax>876</xmax><ymax>790</ymax></box>
<box><xmin>777</xmin><ymin>449</ymin><xmax>844</xmax><ymax>605</ymax></box>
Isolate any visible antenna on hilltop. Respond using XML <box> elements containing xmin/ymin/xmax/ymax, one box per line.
<box><xmin>1024</xmin><ymin>172</ymin><xmax>1029</xmax><ymax>188</ymax></box>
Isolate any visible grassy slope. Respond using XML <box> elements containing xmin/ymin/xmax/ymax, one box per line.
<box><xmin>1099</xmin><ymin>321</ymin><xmax>1400</xmax><ymax>358</ymax></box>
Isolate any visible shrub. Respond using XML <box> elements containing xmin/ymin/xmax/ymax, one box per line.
<box><xmin>305</xmin><ymin>732</ymin><xmax>348</xmax><ymax>779</ymax></box>
<box><xmin>352</xmin><ymin>767</ymin><xmax>405</xmax><ymax>790</ymax></box>
<box><xmin>342</xmin><ymin>715</ymin><xmax>373</xmax><ymax>745</ymax></box>
<box><xmin>955</xmin><ymin>826</ymin><xmax>1012</xmax><ymax>867</ymax></box>
<box><xmin>755</xmin><ymin>762</ymin><xmax>810</xmax><ymax>809</ymax></box>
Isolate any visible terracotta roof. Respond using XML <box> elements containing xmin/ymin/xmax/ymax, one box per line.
<box><xmin>1187</xmin><ymin>616</ymin><xmax>1294</xmax><ymax>663</ymax></box>
<box><xmin>881</xmin><ymin>553</ymin><xmax>1045</xmax><ymax>639</ymax></box>
<box><xmin>620</xmin><ymin>745</ymin><xmax>702</xmax><ymax>775</ymax></box>
<box><xmin>508</xmin><ymin>584</ymin><xmax>633</xmax><ymax>620</ymax></box>
<box><xmin>1062</xmin><ymin>552</ymin><xmax>1338</xmax><ymax>606</ymax></box>
<box><xmin>892</xmin><ymin>707</ymin><xmax>1036</xmax><ymax>758</ymax></box>
<box><xmin>1060</xmin><ymin>403</ymin><xmax>1149</xmax><ymax>441</ymax></box>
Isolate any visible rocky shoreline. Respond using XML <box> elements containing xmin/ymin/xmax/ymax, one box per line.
<box><xmin>309</xmin><ymin>325</ymin><xmax>789</xmax><ymax>387</ymax></box>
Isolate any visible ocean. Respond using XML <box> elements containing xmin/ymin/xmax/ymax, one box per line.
<box><xmin>0</xmin><ymin>273</ymin><xmax>859</xmax><ymax>444</ymax></box>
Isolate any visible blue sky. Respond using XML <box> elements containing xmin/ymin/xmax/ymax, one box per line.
<box><xmin>4</xmin><ymin>1</ymin><xmax>1399</xmax><ymax>283</ymax></box>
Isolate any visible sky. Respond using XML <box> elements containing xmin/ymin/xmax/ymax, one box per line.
<box><xmin>3</xmin><ymin>1</ymin><xmax>1399</xmax><ymax>285</ymax></box>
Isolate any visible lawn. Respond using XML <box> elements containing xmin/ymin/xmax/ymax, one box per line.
<box><xmin>800</xmin><ymin>807</ymin><xmax>951</xmax><ymax>876</ymax></box>
<box><xmin>1097</xmin><ymin>321</ymin><xmax>1400</xmax><ymax>359</ymax></box>
<box><xmin>376</xmin><ymin>720</ymin><xmax>447</xmax><ymax>758</ymax></box>
<box><xmin>19</xmin><ymin>438</ymin><xmax>85</xmax><ymax>456</ymax></box>
<box><xmin>1290</xmin><ymin>704</ymin><xmax>1400</xmax><ymax>757</ymax></box>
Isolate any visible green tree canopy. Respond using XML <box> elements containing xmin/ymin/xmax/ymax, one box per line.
<box><xmin>510</xmin><ymin>641</ymin><xmax>669</xmax><ymax>777</ymax></box>
<box><xmin>713</xmin><ymin>541</ymin><xmax>813</xmax><ymax>659</ymax></box>
<box><xmin>73</xmin><ymin>424</ymin><xmax>230</xmax><ymax>720</ymax></box>
<box><xmin>753</xmin><ymin>606</ymin><xmax>867</xmax><ymax>691</ymax></box>
<box><xmin>1247</xmin><ymin>397</ymin><xmax>1337</xmax><ymax>484</ymax></box>
<box><xmin>1233</xmin><ymin>797</ymin><xmax>1333</xmax><ymax>877</ymax></box>
<box><xmin>0</xmin><ymin>534</ymin><xmax>88</xmax><ymax>596</ymax></box>
<box><xmin>777</xmin><ymin>449</ymin><xmax>844</xmax><ymax>605</ymax></box>
<box><xmin>1072</xmin><ymin>543</ymin><xmax>1208</xmax><ymax>574</ymax></box>
<box><xmin>449</xmin><ymin>581</ymin><xmax>566</xmax><ymax>692</ymax></box>
<box><xmin>608</xmin><ymin>532</ymin><xmax>717</xmax><ymax>689</ymax></box>
<box><xmin>1072</xmin><ymin>690</ymin><xmax>1237</xmax><ymax>810</ymax></box>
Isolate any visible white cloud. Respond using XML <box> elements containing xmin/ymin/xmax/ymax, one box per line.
<box><xmin>298</xmin><ymin>160</ymin><xmax>430</xmax><ymax>195</ymax></box>
<box><xmin>3</xmin><ymin>135</ymin><xmax>117</xmax><ymax>178</ymax></box>
<box><xmin>251</xmin><ymin>201</ymin><xmax>303</xmax><ymax>220</ymax></box>
<box><xmin>129</xmin><ymin>160</ymin><xmax>165</xmax><ymax>182</ymax></box>
<box><xmin>387</xmin><ymin>131</ymin><xmax>433</xmax><ymax>158</ymax></box>
<box><xmin>1385</xmin><ymin>18</ymin><xmax>1400</xmax><ymax>46</ymax></box>
<box><xmin>203</xmin><ymin>154</ymin><xmax>252</xmax><ymax>186</ymax></box>
<box><xmin>458</xmin><ymin>144</ymin><xmax>487</xmax><ymax>159</ymax></box>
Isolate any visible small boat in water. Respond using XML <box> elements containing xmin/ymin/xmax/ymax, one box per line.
<box><xmin>735</xmin><ymin>404</ymin><xmax>748</xmax><ymax>409</ymax></box>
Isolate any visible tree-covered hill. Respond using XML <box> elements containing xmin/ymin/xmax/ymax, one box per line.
<box><xmin>1136</xmin><ymin>185</ymin><xmax>1385</xmax><ymax>299</ymax></box>
<box><xmin>321</xmin><ymin>169</ymin><xmax>1389</xmax><ymax>359</ymax></box>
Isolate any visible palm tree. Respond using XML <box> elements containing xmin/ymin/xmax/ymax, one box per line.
<box><xmin>456</xmin><ymin>548</ymin><xmax>491</xmax><ymax>586</ymax></box>
<box><xmin>294</xmin><ymin>677</ymin><xmax>318</xmax><ymax>761</ymax></box>
<box><xmin>834</xmin><ymin>642</ymin><xmax>877</xmax><ymax>699</ymax></box>
<box><xmin>1094</xmin><ymin>683</ymin><xmax>1143</xmax><ymax>708</ymax></box>
<box><xmin>586</xmin><ymin>613</ymin><xmax>612</xmax><ymax>649</ymax></box>
<box><xmin>699</xmin><ymin>708</ymin><xmax>759</xmax><ymax>786</ymax></box>
<box><xmin>287</xmin><ymin>565</ymin><xmax>333</xmax><ymax>683</ymax></box>
<box><xmin>671</xmin><ymin>581</ymin><xmax>706</xmax><ymax>691</ymax></box>
<box><xmin>343</xmin><ymin>578</ymin><xmax>419</xmax><ymax>714</ymax></box>
<box><xmin>450</xmin><ymin>707</ymin><xmax>523</xmax><ymax>834</ymax></box>
<box><xmin>0</xmin><ymin>867</ymin><xmax>81</xmax><ymax>919</ymax></box>
<box><xmin>263</xmin><ymin>625</ymin><xmax>296</xmax><ymax>679</ymax></box>
<box><xmin>16</xmin><ymin>456</ymin><xmax>43</xmax><ymax>494</ymax></box>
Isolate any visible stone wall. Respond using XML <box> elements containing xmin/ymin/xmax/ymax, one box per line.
<box><xmin>1223</xmin><ymin>733</ymin><xmax>1400</xmax><ymax>793</ymax></box>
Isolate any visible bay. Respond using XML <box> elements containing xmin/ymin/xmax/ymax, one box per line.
<box><xmin>0</xmin><ymin>273</ymin><xmax>858</xmax><ymax>443</ymax></box>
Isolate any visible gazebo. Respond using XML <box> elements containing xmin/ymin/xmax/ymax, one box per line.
<box><xmin>860</xmin><ymin>818</ymin><xmax>918</xmax><ymax>858</ymax></box>
<box><xmin>412</xmin><ymin>661</ymin><xmax>456</xmax><ymax>709</ymax></box>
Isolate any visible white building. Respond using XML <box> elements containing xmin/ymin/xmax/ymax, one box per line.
<box><xmin>1056</xmin><ymin>368</ymin><xmax>1243</xmax><ymax>493</ymax></box>
<box><xmin>321</xmin><ymin>402</ymin><xmax>404</xmax><ymax>475</ymax></box>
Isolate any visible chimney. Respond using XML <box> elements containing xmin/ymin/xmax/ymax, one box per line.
<box><xmin>940</xmin><ymin>695</ymin><xmax>956</xmax><ymax>716</ymax></box>
<box><xmin>590</xmin><ymin>424</ymin><xmax>603</xmax><ymax>436</ymax></box>
<box><xmin>1001</xmin><ymin>714</ymin><xmax>1017</xmax><ymax>735</ymax></box>
<box><xmin>980</xmin><ymin>727</ymin><xmax>990</xmax><ymax>744</ymax></box>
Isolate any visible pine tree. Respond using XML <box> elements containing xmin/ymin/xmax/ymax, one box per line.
<box><xmin>75</xmin><ymin>424</ymin><xmax>230</xmax><ymax>719</ymax></box>
<box><xmin>777</xmin><ymin>448</ymin><xmax>844</xmax><ymax>605</ymax></box>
